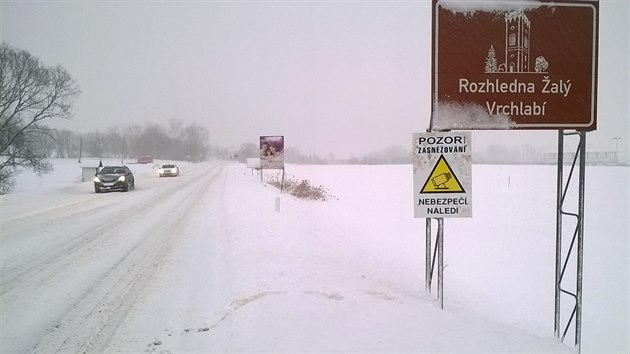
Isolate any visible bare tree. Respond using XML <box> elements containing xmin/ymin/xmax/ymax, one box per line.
<box><xmin>104</xmin><ymin>127</ymin><xmax>124</xmax><ymax>160</ymax></box>
<box><xmin>182</xmin><ymin>123</ymin><xmax>210</xmax><ymax>162</ymax></box>
<box><xmin>54</xmin><ymin>129</ymin><xmax>80</xmax><ymax>158</ymax></box>
<box><xmin>168</xmin><ymin>118</ymin><xmax>184</xmax><ymax>159</ymax></box>
<box><xmin>0</xmin><ymin>42</ymin><xmax>80</xmax><ymax>193</ymax></box>
<box><xmin>237</xmin><ymin>142</ymin><xmax>258</xmax><ymax>163</ymax></box>
<box><xmin>124</xmin><ymin>125</ymin><xmax>143</xmax><ymax>160</ymax></box>
<box><xmin>84</xmin><ymin>130</ymin><xmax>105</xmax><ymax>158</ymax></box>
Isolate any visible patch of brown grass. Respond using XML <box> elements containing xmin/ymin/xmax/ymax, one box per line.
<box><xmin>267</xmin><ymin>175</ymin><xmax>335</xmax><ymax>201</ymax></box>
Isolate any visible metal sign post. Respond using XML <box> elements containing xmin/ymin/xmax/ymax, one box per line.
<box><xmin>554</xmin><ymin>130</ymin><xmax>587</xmax><ymax>351</ymax></box>
<box><xmin>425</xmin><ymin>217</ymin><xmax>444</xmax><ymax>310</ymax></box>
<box><xmin>415</xmin><ymin>131</ymin><xmax>471</xmax><ymax>309</ymax></box>
<box><xmin>437</xmin><ymin>218</ymin><xmax>444</xmax><ymax>310</ymax></box>
<box><xmin>425</xmin><ymin>218</ymin><xmax>432</xmax><ymax>292</ymax></box>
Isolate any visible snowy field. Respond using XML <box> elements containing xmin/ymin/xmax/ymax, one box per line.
<box><xmin>0</xmin><ymin>158</ymin><xmax>628</xmax><ymax>353</ymax></box>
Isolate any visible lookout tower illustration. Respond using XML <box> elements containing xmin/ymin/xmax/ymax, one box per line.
<box><xmin>505</xmin><ymin>10</ymin><xmax>530</xmax><ymax>72</ymax></box>
<box><xmin>485</xmin><ymin>10</ymin><xmax>548</xmax><ymax>73</ymax></box>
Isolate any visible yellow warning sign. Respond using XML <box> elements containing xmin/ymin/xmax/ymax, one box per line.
<box><xmin>420</xmin><ymin>155</ymin><xmax>465</xmax><ymax>193</ymax></box>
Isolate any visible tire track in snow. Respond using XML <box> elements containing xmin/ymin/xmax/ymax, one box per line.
<box><xmin>29</xmin><ymin>163</ymin><xmax>225</xmax><ymax>354</ymax></box>
<box><xmin>0</xmin><ymin>163</ymin><xmax>218</xmax><ymax>296</ymax></box>
<box><xmin>0</xmin><ymin>193</ymin><xmax>111</xmax><ymax>225</ymax></box>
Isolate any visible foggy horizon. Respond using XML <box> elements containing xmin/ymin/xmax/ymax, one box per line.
<box><xmin>1</xmin><ymin>1</ymin><xmax>627</xmax><ymax>161</ymax></box>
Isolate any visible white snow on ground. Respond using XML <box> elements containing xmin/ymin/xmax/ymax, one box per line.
<box><xmin>0</xmin><ymin>158</ymin><xmax>628</xmax><ymax>353</ymax></box>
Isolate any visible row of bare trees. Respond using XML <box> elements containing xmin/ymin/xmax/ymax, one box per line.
<box><xmin>235</xmin><ymin>142</ymin><xmax>412</xmax><ymax>165</ymax></box>
<box><xmin>44</xmin><ymin>121</ymin><xmax>212</xmax><ymax>162</ymax></box>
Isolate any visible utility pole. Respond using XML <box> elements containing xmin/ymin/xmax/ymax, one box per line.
<box><xmin>78</xmin><ymin>136</ymin><xmax>82</xmax><ymax>164</ymax></box>
<box><xmin>613</xmin><ymin>137</ymin><xmax>621</xmax><ymax>163</ymax></box>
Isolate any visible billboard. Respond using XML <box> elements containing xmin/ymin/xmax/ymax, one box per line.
<box><xmin>259</xmin><ymin>136</ymin><xmax>284</xmax><ymax>169</ymax></box>
<box><xmin>432</xmin><ymin>0</ymin><xmax>598</xmax><ymax>130</ymax></box>
<box><xmin>413</xmin><ymin>132</ymin><xmax>472</xmax><ymax>218</ymax></box>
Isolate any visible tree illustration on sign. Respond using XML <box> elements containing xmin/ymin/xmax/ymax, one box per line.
<box><xmin>484</xmin><ymin>45</ymin><xmax>498</xmax><ymax>73</ymax></box>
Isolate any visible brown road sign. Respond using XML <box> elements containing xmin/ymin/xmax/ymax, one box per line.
<box><xmin>431</xmin><ymin>0</ymin><xmax>599</xmax><ymax>131</ymax></box>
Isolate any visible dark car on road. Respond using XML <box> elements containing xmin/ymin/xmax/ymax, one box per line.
<box><xmin>94</xmin><ymin>165</ymin><xmax>135</xmax><ymax>193</ymax></box>
<box><xmin>158</xmin><ymin>164</ymin><xmax>180</xmax><ymax>177</ymax></box>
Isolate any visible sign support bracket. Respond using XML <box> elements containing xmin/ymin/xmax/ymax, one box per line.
<box><xmin>554</xmin><ymin>129</ymin><xmax>586</xmax><ymax>352</ymax></box>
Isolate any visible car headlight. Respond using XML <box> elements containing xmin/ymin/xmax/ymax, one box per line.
<box><xmin>158</xmin><ymin>169</ymin><xmax>164</xmax><ymax>174</ymax></box>
<box><xmin>117</xmin><ymin>176</ymin><xmax>126</xmax><ymax>182</ymax></box>
<box><xmin>93</xmin><ymin>177</ymin><xmax>101</xmax><ymax>183</ymax></box>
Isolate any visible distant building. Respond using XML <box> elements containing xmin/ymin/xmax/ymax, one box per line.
<box><xmin>136</xmin><ymin>154</ymin><xmax>153</xmax><ymax>164</ymax></box>
<box><xmin>544</xmin><ymin>151</ymin><xmax>618</xmax><ymax>165</ymax></box>
<box><xmin>80</xmin><ymin>159</ymin><xmax>102</xmax><ymax>182</ymax></box>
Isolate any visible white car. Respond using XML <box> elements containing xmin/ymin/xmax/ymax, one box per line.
<box><xmin>158</xmin><ymin>164</ymin><xmax>179</xmax><ymax>177</ymax></box>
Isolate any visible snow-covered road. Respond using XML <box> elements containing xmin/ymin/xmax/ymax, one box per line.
<box><xmin>1</xmin><ymin>162</ymin><xmax>228</xmax><ymax>353</ymax></box>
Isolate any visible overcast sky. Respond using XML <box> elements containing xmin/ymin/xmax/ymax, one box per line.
<box><xmin>1</xmin><ymin>0</ymin><xmax>628</xmax><ymax>159</ymax></box>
